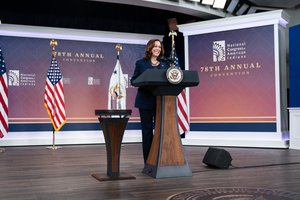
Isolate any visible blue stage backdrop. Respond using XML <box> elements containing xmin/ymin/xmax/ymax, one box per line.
<box><xmin>289</xmin><ymin>24</ymin><xmax>300</xmax><ymax>107</ymax></box>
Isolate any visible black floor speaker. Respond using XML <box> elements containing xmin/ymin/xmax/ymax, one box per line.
<box><xmin>202</xmin><ymin>147</ymin><xmax>232</xmax><ymax>169</ymax></box>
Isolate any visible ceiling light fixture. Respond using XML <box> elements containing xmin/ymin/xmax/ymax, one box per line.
<box><xmin>236</xmin><ymin>3</ymin><xmax>249</xmax><ymax>15</ymax></box>
<box><xmin>213</xmin><ymin>0</ymin><xmax>227</xmax><ymax>9</ymax></box>
<box><xmin>201</xmin><ymin>0</ymin><xmax>215</xmax><ymax>6</ymax></box>
<box><xmin>226</xmin><ymin>0</ymin><xmax>239</xmax><ymax>12</ymax></box>
<box><xmin>246</xmin><ymin>6</ymin><xmax>257</xmax><ymax>14</ymax></box>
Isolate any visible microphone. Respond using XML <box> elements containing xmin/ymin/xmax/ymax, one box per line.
<box><xmin>161</xmin><ymin>57</ymin><xmax>172</xmax><ymax>63</ymax></box>
<box><xmin>160</xmin><ymin>57</ymin><xmax>171</xmax><ymax>68</ymax></box>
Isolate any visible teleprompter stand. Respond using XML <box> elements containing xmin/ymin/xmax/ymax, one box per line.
<box><xmin>92</xmin><ymin>109</ymin><xmax>135</xmax><ymax>181</ymax></box>
<box><xmin>132</xmin><ymin>69</ymin><xmax>199</xmax><ymax>178</ymax></box>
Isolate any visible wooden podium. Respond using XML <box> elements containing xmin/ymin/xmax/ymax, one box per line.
<box><xmin>92</xmin><ymin>109</ymin><xmax>135</xmax><ymax>181</ymax></box>
<box><xmin>132</xmin><ymin>69</ymin><xmax>199</xmax><ymax>178</ymax></box>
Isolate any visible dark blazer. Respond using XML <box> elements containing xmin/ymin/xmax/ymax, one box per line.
<box><xmin>131</xmin><ymin>58</ymin><xmax>167</xmax><ymax>109</ymax></box>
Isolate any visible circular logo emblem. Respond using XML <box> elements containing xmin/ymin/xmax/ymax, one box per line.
<box><xmin>166</xmin><ymin>67</ymin><xmax>183</xmax><ymax>84</ymax></box>
<box><xmin>167</xmin><ymin>187</ymin><xmax>300</xmax><ymax>200</ymax></box>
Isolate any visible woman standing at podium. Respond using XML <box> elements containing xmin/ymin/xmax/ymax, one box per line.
<box><xmin>131</xmin><ymin>39</ymin><xmax>167</xmax><ymax>164</ymax></box>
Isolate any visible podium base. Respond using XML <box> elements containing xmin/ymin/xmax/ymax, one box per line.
<box><xmin>46</xmin><ymin>146</ymin><xmax>62</xmax><ymax>150</ymax></box>
<box><xmin>143</xmin><ymin>164</ymin><xmax>192</xmax><ymax>179</ymax></box>
<box><xmin>91</xmin><ymin>172</ymin><xmax>136</xmax><ymax>181</ymax></box>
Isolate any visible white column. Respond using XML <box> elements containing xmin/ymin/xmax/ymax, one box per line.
<box><xmin>289</xmin><ymin>108</ymin><xmax>300</xmax><ymax>149</ymax></box>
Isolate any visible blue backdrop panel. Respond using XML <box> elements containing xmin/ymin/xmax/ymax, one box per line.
<box><xmin>289</xmin><ymin>24</ymin><xmax>300</xmax><ymax>107</ymax></box>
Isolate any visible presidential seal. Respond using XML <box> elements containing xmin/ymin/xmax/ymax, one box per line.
<box><xmin>166</xmin><ymin>67</ymin><xmax>183</xmax><ymax>84</ymax></box>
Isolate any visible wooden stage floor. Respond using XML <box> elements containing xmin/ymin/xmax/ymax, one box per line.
<box><xmin>1</xmin><ymin>143</ymin><xmax>300</xmax><ymax>200</ymax></box>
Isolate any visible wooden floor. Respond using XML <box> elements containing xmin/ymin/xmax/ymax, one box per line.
<box><xmin>1</xmin><ymin>143</ymin><xmax>300</xmax><ymax>200</ymax></box>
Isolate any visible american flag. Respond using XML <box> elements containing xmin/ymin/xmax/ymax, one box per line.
<box><xmin>44</xmin><ymin>56</ymin><xmax>66</xmax><ymax>131</ymax></box>
<box><xmin>0</xmin><ymin>48</ymin><xmax>8</xmax><ymax>138</ymax></box>
<box><xmin>171</xmin><ymin>48</ymin><xmax>189</xmax><ymax>134</ymax></box>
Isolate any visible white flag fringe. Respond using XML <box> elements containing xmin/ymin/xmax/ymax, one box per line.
<box><xmin>108</xmin><ymin>58</ymin><xmax>126</xmax><ymax>109</ymax></box>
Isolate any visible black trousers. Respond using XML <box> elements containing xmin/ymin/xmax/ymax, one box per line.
<box><xmin>139</xmin><ymin>108</ymin><xmax>156</xmax><ymax>163</ymax></box>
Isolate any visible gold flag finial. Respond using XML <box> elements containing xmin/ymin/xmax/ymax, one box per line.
<box><xmin>168</xmin><ymin>31</ymin><xmax>177</xmax><ymax>67</ymax></box>
<box><xmin>115</xmin><ymin>44</ymin><xmax>122</xmax><ymax>56</ymax></box>
<box><xmin>50</xmin><ymin>39</ymin><xmax>58</xmax><ymax>58</ymax></box>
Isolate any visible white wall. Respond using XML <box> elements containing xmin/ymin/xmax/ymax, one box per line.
<box><xmin>285</xmin><ymin>8</ymin><xmax>300</xmax><ymax>27</ymax></box>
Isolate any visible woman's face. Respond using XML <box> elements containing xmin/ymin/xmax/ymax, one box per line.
<box><xmin>151</xmin><ymin>41</ymin><xmax>161</xmax><ymax>58</ymax></box>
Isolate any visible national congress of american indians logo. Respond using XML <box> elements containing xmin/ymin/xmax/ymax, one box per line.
<box><xmin>213</xmin><ymin>40</ymin><xmax>226</xmax><ymax>62</ymax></box>
<box><xmin>8</xmin><ymin>69</ymin><xmax>36</xmax><ymax>86</ymax></box>
<box><xmin>8</xmin><ymin>70</ymin><xmax>20</xmax><ymax>86</ymax></box>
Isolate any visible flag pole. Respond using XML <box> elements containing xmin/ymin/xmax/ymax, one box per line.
<box><xmin>46</xmin><ymin>39</ymin><xmax>61</xmax><ymax>150</ymax></box>
<box><xmin>169</xmin><ymin>30</ymin><xmax>177</xmax><ymax>68</ymax></box>
<box><xmin>47</xmin><ymin>126</ymin><xmax>61</xmax><ymax>150</ymax></box>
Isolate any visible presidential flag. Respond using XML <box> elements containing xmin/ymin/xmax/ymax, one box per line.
<box><xmin>0</xmin><ymin>48</ymin><xmax>8</xmax><ymax>138</ymax></box>
<box><xmin>170</xmin><ymin>48</ymin><xmax>189</xmax><ymax>134</ymax></box>
<box><xmin>44</xmin><ymin>56</ymin><xmax>66</xmax><ymax>131</ymax></box>
<box><xmin>108</xmin><ymin>55</ymin><xmax>126</xmax><ymax>109</ymax></box>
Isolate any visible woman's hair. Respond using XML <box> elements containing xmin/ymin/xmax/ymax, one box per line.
<box><xmin>144</xmin><ymin>39</ymin><xmax>165</xmax><ymax>60</ymax></box>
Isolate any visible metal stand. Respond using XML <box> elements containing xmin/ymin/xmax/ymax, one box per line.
<box><xmin>46</xmin><ymin>128</ymin><xmax>61</xmax><ymax>150</ymax></box>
